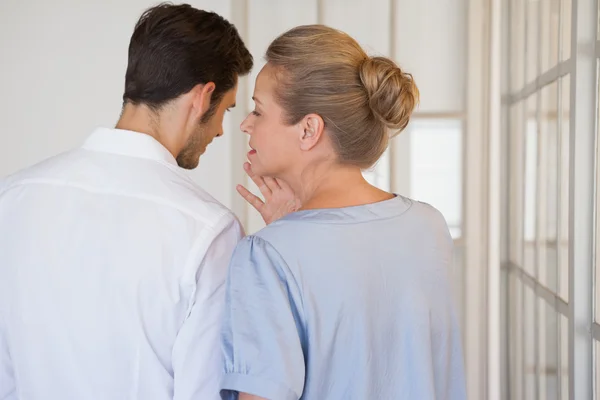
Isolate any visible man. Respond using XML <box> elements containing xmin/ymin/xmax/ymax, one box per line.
<box><xmin>0</xmin><ymin>4</ymin><xmax>252</xmax><ymax>399</ymax></box>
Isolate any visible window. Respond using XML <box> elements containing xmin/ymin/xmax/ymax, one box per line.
<box><xmin>406</xmin><ymin>119</ymin><xmax>463</xmax><ymax>238</ymax></box>
<box><xmin>503</xmin><ymin>0</ymin><xmax>597</xmax><ymax>398</ymax></box>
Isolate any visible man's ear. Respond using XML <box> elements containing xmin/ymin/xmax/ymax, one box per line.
<box><xmin>299</xmin><ymin>114</ymin><xmax>325</xmax><ymax>151</ymax></box>
<box><xmin>191</xmin><ymin>82</ymin><xmax>215</xmax><ymax>119</ymax></box>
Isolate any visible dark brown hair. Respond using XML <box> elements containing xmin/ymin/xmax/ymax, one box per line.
<box><xmin>123</xmin><ymin>3</ymin><xmax>253</xmax><ymax>118</ymax></box>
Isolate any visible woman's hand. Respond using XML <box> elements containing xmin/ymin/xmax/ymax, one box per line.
<box><xmin>236</xmin><ymin>162</ymin><xmax>301</xmax><ymax>225</ymax></box>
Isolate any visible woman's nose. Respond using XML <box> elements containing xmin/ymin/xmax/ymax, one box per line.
<box><xmin>240</xmin><ymin>117</ymin><xmax>251</xmax><ymax>135</ymax></box>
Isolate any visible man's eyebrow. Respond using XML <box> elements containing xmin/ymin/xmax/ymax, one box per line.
<box><xmin>228</xmin><ymin>103</ymin><xmax>236</xmax><ymax>109</ymax></box>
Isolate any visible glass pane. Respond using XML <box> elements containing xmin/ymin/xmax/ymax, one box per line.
<box><xmin>541</xmin><ymin>0</ymin><xmax>560</xmax><ymax>72</ymax></box>
<box><xmin>524</xmin><ymin>286</ymin><xmax>537</xmax><ymax>399</ymax></box>
<box><xmin>526</xmin><ymin>0</ymin><xmax>540</xmax><ymax>82</ymax></box>
<box><xmin>559</xmin><ymin>76</ymin><xmax>570</xmax><ymax>301</ymax></box>
<box><xmin>409</xmin><ymin>119</ymin><xmax>463</xmax><ymax>238</ymax></box>
<box><xmin>510</xmin><ymin>102</ymin><xmax>525</xmax><ymax>266</ymax></box>
<box><xmin>560</xmin><ymin>315</ymin><xmax>568</xmax><ymax>399</ymax></box>
<box><xmin>524</xmin><ymin>95</ymin><xmax>538</xmax><ymax>277</ymax></box>
<box><xmin>392</xmin><ymin>0</ymin><xmax>466</xmax><ymax>113</ymax></box>
<box><xmin>511</xmin><ymin>0</ymin><xmax>526</xmax><ymax>92</ymax></box>
<box><xmin>539</xmin><ymin>82</ymin><xmax>560</xmax><ymax>293</ymax></box>
<box><xmin>560</xmin><ymin>0</ymin><xmax>571</xmax><ymax>61</ymax></box>
<box><xmin>510</xmin><ymin>273</ymin><xmax>524</xmax><ymax>400</ymax></box>
<box><xmin>537</xmin><ymin>298</ymin><xmax>559</xmax><ymax>400</ymax></box>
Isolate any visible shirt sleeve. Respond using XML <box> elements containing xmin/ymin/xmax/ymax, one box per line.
<box><xmin>171</xmin><ymin>214</ymin><xmax>244</xmax><ymax>400</ymax></box>
<box><xmin>220</xmin><ymin>236</ymin><xmax>306</xmax><ymax>400</ymax></box>
<box><xmin>0</xmin><ymin>317</ymin><xmax>16</xmax><ymax>400</ymax></box>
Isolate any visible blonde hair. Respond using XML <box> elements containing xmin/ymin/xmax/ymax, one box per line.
<box><xmin>266</xmin><ymin>25</ymin><xmax>419</xmax><ymax>168</ymax></box>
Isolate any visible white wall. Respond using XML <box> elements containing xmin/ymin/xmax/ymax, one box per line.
<box><xmin>0</xmin><ymin>0</ymin><xmax>240</xmax><ymax>210</ymax></box>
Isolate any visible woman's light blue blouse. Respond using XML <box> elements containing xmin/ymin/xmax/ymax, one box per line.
<box><xmin>221</xmin><ymin>196</ymin><xmax>466</xmax><ymax>400</ymax></box>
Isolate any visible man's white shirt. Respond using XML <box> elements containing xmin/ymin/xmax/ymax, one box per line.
<box><xmin>0</xmin><ymin>128</ymin><xmax>243</xmax><ymax>399</ymax></box>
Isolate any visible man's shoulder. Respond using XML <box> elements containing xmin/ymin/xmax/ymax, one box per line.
<box><xmin>177</xmin><ymin>186</ymin><xmax>241</xmax><ymax>232</ymax></box>
<box><xmin>0</xmin><ymin>150</ymin><xmax>77</xmax><ymax>195</ymax></box>
<box><xmin>148</xmin><ymin>170</ymin><xmax>239</xmax><ymax>230</ymax></box>
<box><xmin>0</xmin><ymin>149</ymin><xmax>240</xmax><ymax>233</ymax></box>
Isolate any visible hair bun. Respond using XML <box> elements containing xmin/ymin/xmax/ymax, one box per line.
<box><xmin>359</xmin><ymin>56</ymin><xmax>419</xmax><ymax>132</ymax></box>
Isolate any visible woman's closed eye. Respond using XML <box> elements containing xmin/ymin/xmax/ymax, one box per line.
<box><xmin>251</xmin><ymin>110</ymin><xmax>261</xmax><ymax>117</ymax></box>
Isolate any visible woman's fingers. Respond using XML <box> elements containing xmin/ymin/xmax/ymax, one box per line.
<box><xmin>263</xmin><ymin>176</ymin><xmax>281</xmax><ymax>191</ymax></box>
<box><xmin>244</xmin><ymin>162</ymin><xmax>272</xmax><ymax>197</ymax></box>
<box><xmin>236</xmin><ymin>184</ymin><xmax>265</xmax><ymax>213</ymax></box>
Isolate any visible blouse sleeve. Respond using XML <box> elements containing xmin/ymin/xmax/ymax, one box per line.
<box><xmin>220</xmin><ymin>236</ymin><xmax>306</xmax><ymax>400</ymax></box>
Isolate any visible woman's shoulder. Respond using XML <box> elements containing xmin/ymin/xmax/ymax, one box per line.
<box><xmin>250</xmin><ymin>216</ymin><xmax>312</xmax><ymax>245</ymax></box>
<box><xmin>407</xmin><ymin>198</ymin><xmax>447</xmax><ymax>223</ymax></box>
<box><xmin>234</xmin><ymin>220</ymin><xmax>319</xmax><ymax>272</ymax></box>
<box><xmin>233</xmin><ymin>225</ymin><xmax>296</xmax><ymax>262</ymax></box>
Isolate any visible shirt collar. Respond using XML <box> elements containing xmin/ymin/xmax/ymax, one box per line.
<box><xmin>82</xmin><ymin>127</ymin><xmax>178</xmax><ymax>167</ymax></box>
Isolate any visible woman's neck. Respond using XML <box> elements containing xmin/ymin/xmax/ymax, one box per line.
<box><xmin>285</xmin><ymin>163</ymin><xmax>394</xmax><ymax>211</ymax></box>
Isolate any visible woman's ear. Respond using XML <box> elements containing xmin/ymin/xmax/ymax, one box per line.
<box><xmin>299</xmin><ymin>114</ymin><xmax>325</xmax><ymax>151</ymax></box>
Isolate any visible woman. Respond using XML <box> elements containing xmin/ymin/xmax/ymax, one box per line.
<box><xmin>220</xmin><ymin>25</ymin><xmax>466</xmax><ymax>400</ymax></box>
